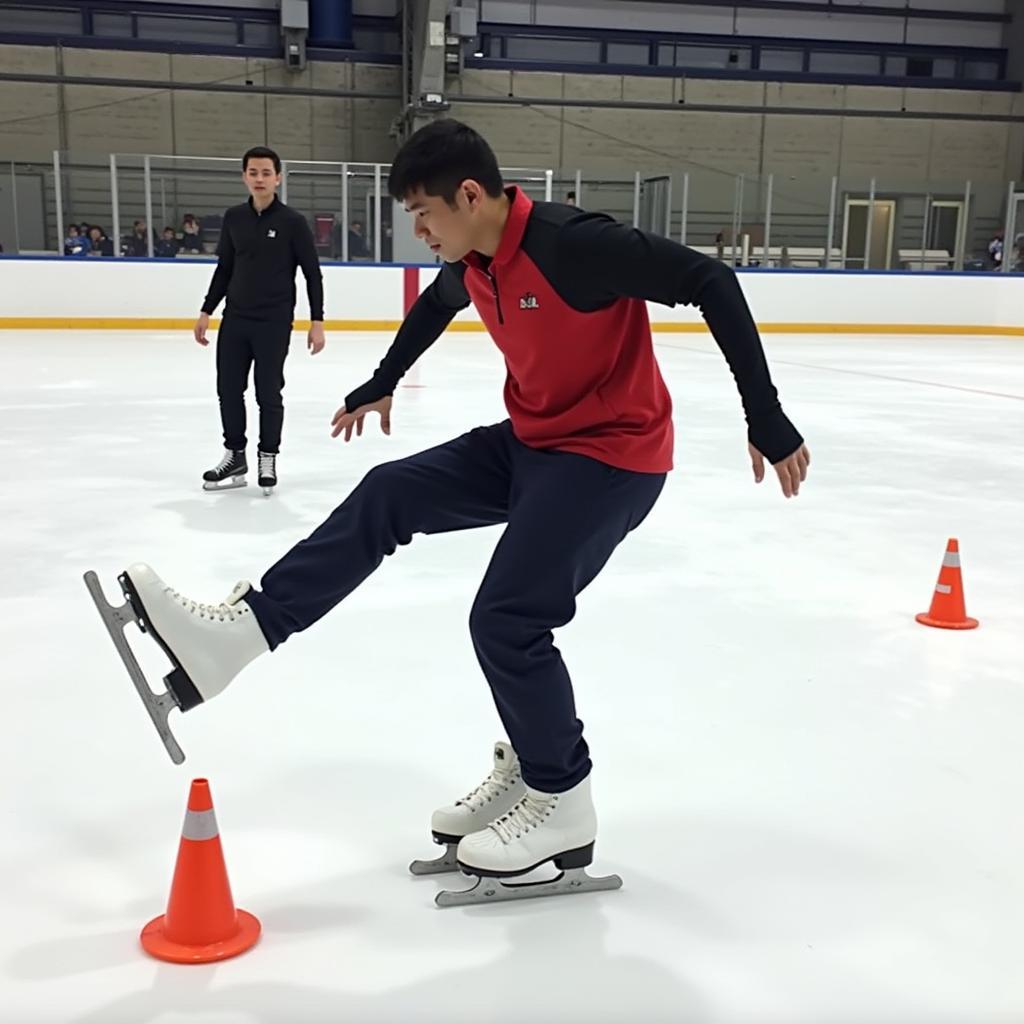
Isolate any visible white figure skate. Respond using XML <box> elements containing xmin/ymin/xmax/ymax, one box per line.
<box><xmin>203</xmin><ymin>448</ymin><xmax>247</xmax><ymax>491</ymax></box>
<box><xmin>83</xmin><ymin>562</ymin><xmax>268</xmax><ymax>764</ymax></box>
<box><xmin>435</xmin><ymin>775</ymin><xmax>623</xmax><ymax>907</ymax></box>
<box><xmin>409</xmin><ymin>741</ymin><xmax>526</xmax><ymax>876</ymax></box>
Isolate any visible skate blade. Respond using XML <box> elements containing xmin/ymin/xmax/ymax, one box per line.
<box><xmin>202</xmin><ymin>476</ymin><xmax>247</xmax><ymax>492</ymax></box>
<box><xmin>435</xmin><ymin>867</ymin><xmax>622</xmax><ymax>908</ymax></box>
<box><xmin>409</xmin><ymin>844</ymin><xmax>460</xmax><ymax>876</ymax></box>
<box><xmin>83</xmin><ymin>571</ymin><xmax>185</xmax><ymax>765</ymax></box>
<box><xmin>261</xmin><ymin>486</ymin><xmax>274</xmax><ymax>497</ymax></box>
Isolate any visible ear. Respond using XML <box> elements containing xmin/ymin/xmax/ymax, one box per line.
<box><xmin>461</xmin><ymin>179</ymin><xmax>484</xmax><ymax>209</ymax></box>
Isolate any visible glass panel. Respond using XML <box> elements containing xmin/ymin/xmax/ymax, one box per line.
<box><xmin>676</xmin><ymin>45</ymin><xmax>751</xmax><ymax>70</ymax></box>
<box><xmin>93</xmin><ymin>13</ymin><xmax>134</xmax><ymax>37</ymax></box>
<box><xmin>504</xmin><ymin>37</ymin><xmax>602</xmax><ymax>62</ymax></box>
<box><xmin>761</xmin><ymin>49</ymin><xmax>804</xmax><ymax>73</ymax></box>
<box><xmin>964</xmin><ymin>60</ymin><xmax>999</xmax><ymax>80</ymax></box>
<box><xmin>3</xmin><ymin>8</ymin><xmax>81</xmax><ymax>33</ymax></box>
<box><xmin>243</xmin><ymin>21</ymin><xmax>280</xmax><ymax>47</ymax></box>
<box><xmin>606</xmin><ymin>42</ymin><xmax>650</xmax><ymax>66</ymax></box>
<box><xmin>809</xmin><ymin>51</ymin><xmax>881</xmax><ymax>75</ymax></box>
<box><xmin>136</xmin><ymin>15</ymin><xmax>238</xmax><ymax>44</ymax></box>
<box><xmin>657</xmin><ymin>44</ymin><xmax>675</xmax><ymax>66</ymax></box>
<box><xmin>928</xmin><ymin>205</ymin><xmax>961</xmax><ymax>254</ymax></box>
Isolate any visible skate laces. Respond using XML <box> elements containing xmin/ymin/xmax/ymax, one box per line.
<box><xmin>258</xmin><ymin>452</ymin><xmax>276</xmax><ymax>476</ymax></box>
<box><xmin>458</xmin><ymin>769</ymin><xmax>519</xmax><ymax>811</ymax></box>
<box><xmin>488</xmin><ymin>791</ymin><xmax>557</xmax><ymax>845</ymax></box>
<box><xmin>213</xmin><ymin>451</ymin><xmax>238</xmax><ymax>473</ymax></box>
<box><xmin>165</xmin><ymin>586</ymin><xmax>249</xmax><ymax>623</ymax></box>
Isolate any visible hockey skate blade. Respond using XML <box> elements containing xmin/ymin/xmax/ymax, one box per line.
<box><xmin>82</xmin><ymin>571</ymin><xmax>185</xmax><ymax>766</ymax></box>
<box><xmin>435</xmin><ymin>867</ymin><xmax>623</xmax><ymax>908</ymax></box>
<box><xmin>409</xmin><ymin>844</ymin><xmax>460</xmax><ymax>876</ymax></box>
<box><xmin>202</xmin><ymin>477</ymin><xmax>247</xmax><ymax>492</ymax></box>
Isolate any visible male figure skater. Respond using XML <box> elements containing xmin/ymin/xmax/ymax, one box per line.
<box><xmin>195</xmin><ymin>146</ymin><xmax>326</xmax><ymax>495</ymax></box>
<box><xmin>96</xmin><ymin>120</ymin><xmax>809</xmax><ymax>900</ymax></box>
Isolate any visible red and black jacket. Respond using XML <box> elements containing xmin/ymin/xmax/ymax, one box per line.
<box><xmin>346</xmin><ymin>186</ymin><xmax>801</xmax><ymax>472</ymax></box>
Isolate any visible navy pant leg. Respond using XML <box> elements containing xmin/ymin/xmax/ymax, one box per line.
<box><xmin>215</xmin><ymin>316</ymin><xmax>253</xmax><ymax>451</ymax></box>
<box><xmin>245</xmin><ymin>423</ymin><xmax>515</xmax><ymax>648</ymax></box>
<box><xmin>469</xmin><ymin>443</ymin><xmax>666</xmax><ymax>793</ymax></box>
<box><xmin>250</xmin><ymin>320</ymin><xmax>291</xmax><ymax>453</ymax></box>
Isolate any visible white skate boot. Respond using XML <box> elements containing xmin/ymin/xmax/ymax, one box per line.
<box><xmin>409</xmin><ymin>741</ymin><xmax>526</xmax><ymax>876</ymax></box>
<box><xmin>436</xmin><ymin>775</ymin><xmax>623</xmax><ymax>907</ymax></box>
<box><xmin>83</xmin><ymin>563</ymin><xmax>268</xmax><ymax>764</ymax></box>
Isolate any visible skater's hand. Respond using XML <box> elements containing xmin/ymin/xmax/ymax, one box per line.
<box><xmin>308</xmin><ymin>321</ymin><xmax>326</xmax><ymax>355</ymax></box>
<box><xmin>193</xmin><ymin>313</ymin><xmax>210</xmax><ymax>347</ymax></box>
<box><xmin>749</xmin><ymin>442</ymin><xmax>811</xmax><ymax>499</ymax></box>
<box><xmin>331</xmin><ymin>396</ymin><xmax>392</xmax><ymax>442</ymax></box>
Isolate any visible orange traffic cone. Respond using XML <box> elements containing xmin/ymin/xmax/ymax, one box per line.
<box><xmin>916</xmin><ymin>538</ymin><xmax>979</xmax><ymax>630</ymax></box>
<box><xmin>141</xmin><ymin>778</ymin><xmax>261</xmax><ymax>963</ymax></box>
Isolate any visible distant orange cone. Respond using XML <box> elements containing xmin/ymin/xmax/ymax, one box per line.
<box><xmin>141</xmin><ymin>779</ymin><xmax>261</xmax><ymax>964</ymax></box>
<box><xmin>916</xmin><ymin>538</ymin><xmax>979</xmax><ymax>630</ymax></box>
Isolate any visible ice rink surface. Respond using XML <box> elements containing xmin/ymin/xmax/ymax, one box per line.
<box><xmin>1</xmin><ymin>328</ymin><xmax>1022</xmax><ymax>1023</ymax></box>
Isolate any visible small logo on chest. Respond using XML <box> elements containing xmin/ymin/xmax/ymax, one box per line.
<box><xmin>267</xmin><ymin>229</ymin><xmax>277</xmax><ymax>238</ymax></box>
<box><xmin>519</xmin><ymin>292</ymin><xmax>539</xmax><ymax>310</ymax></box>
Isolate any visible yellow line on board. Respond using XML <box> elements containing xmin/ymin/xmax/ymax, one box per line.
<box><xmin>1</xmin><ymin>318</ymin><xmax>1023</xmax><ymax>336</ymax></box>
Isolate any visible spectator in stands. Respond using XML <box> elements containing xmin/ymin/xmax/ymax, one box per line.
<box><xmin>181</xmin><ymin>214</ymin><xmax>203</xmax><ymax>253</ymax></box>
<box><xmin>348</xmin><ymin>219</ymin><xmax>370</xmax><ymax>259</ymax></box>
<box><xmin>155</xmin><ymin>226</ymin><xmax>180</xmax><ymax>259</ymax></box>
<box><xmin>566</xmin><ymin>190</ymin><xmax>577</xmax><ymax>207</ymax></box>
<box><xmin>124</xmin><ymin>219</ymin><xmax>151</xmax><ymax>257</ymax></box>
<box><xmin>987</xmin><ymin>230</ymin><xmax>1004</xmax><ymax>270</ymax></box>
<box><xmin>64</xmin><ymin>224</ymin><xmax>89</xmax><ymax>257</ymax></box>
<box><xmin>87</xmin><ymin>225</ymin><xmax>114</xmax><ymax>257</ymax></box>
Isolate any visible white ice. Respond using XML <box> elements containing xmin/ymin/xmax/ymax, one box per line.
<box><xmin>1</xmin><ymin>329</ymin><xmax>1023</xmax><ymax>1023</ymax></box>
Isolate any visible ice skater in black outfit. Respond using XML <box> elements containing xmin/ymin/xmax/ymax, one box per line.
<box><xmin>194</xmin><ymin>146</ymin><xmax>326</xmax><ymax>495</ymax></box>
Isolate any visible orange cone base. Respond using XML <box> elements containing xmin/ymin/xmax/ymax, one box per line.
<box><xmin>915</xmin><ymin>612</ymin><xmax>979</xmax><ymax>630</ymax></box>
<box><xmin>140</xmin><ymin>909</ymin><xmax>261</xmax><ymax>964</ymax></box>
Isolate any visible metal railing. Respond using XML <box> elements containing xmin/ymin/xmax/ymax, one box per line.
<box><xmin>0</xmin><ymin>150</ymin><xmax>1012</xmax><ymax>274</ymax></box>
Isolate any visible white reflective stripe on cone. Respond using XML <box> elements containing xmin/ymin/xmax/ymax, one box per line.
<box><xmin>181</xmin><ymin>808</ymin><xmax>219</xmax><ymax>841</ymax></box>
<box><xmin>942</xmin><ymin>552</ymin><xmax>961</xmax><ymax>568</ymax></box>
<box><xmin>935</xmin><ymin>583</ymin><xmax>953</xmax><ymax>594</ymax></box>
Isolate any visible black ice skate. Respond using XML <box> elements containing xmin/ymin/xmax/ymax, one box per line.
<box><xmin>203</xmin><ymin>448</ymin><xmax>247</xmax><ymax>491</ymax></box>
<box><xmin>257</xmin><ymin>450</ymin><xmax>277</xmax><ymax>497</ymax></box>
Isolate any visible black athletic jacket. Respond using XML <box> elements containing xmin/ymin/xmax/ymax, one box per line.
<box><xmin>202</xmin><ymin>196</ymin><xmax>324</xmax><ymax>323</ymax></box>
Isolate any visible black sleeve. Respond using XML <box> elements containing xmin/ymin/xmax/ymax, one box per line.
<box><xmin>200</xmin><ymin>212</ymin><xmax>235</xmax><ymax>315</ymax></box>
<box><xmin>291</xmin><ymin>212</ymin><xmax>324</xmax><ymax>321</ymax></box>
<box><xmin>344</xmin><ymin>262</ymin><xmax>470</xmax><ymax>411</ymax></box>
<box><xmin>557</xmin><ymin>215</ymin><xmax>803</xmax><ymax>464</ymax></box>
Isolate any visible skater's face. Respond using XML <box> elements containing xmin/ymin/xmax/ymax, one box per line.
<box><xmin>242</xmin><ymin>158</ymin><xmax>281</xmax><ymax>201</ymax></box>
<box><xmin>405</xmin><ymin>181</ymin><xmax>487</xmax><ymax>262</ymax></box>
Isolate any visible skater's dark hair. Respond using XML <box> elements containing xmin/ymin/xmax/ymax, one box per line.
<box><xmin>242</xmin><ymin>146</ymin><xmax>281</xmax><ymax>174</ymax></box>
<box><xmin>388</xmin><ymin>119</ymin><xmax>503</xmax><ymax>207</ymax></box>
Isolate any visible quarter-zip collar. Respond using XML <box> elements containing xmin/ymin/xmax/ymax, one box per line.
<box><xmin>464</xmin><ymin>186</ymin><xmax>532</xmax><ymax>271</ymax></box>
<box><xmin>248</xmin><ymin>194</ymin><xmax>280</xmax><ymax>217</ymax></box>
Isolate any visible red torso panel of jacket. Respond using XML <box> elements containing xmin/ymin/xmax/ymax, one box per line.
<box><xmin>459</xmin><ymin>187</ymin><xmax>673</xmax><ymax>473</ymax></box>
